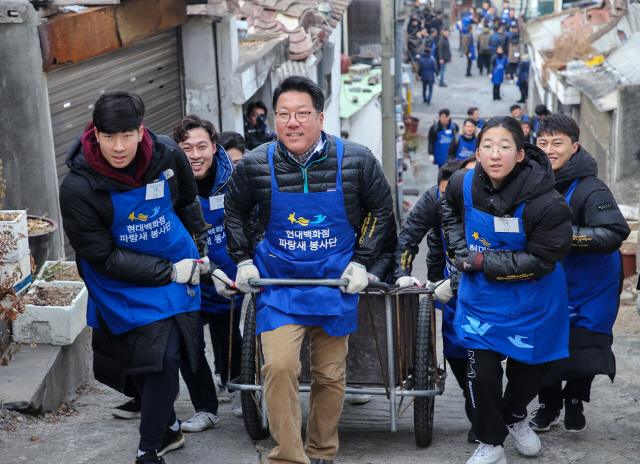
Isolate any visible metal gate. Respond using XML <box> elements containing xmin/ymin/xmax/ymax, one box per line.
<box><xmin>46</xmin><ymin>29</ymin><xmax>184</xmax><ymax>256</ymax></box>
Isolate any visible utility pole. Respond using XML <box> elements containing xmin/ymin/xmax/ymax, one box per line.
<box><xmin>394</xmin><ymin>0</ymin><xmax>405</xmax><ymax>224</ymax></box>
<box><xmin>381</xmin><ymin>0</ymin><xmax>398</xmax><ymax>225</ymax></box>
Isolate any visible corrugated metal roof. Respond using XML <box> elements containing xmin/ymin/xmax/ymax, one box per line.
<box><xmin>275</xmin><ymin>60</ymin><xmax>312</xmax><ymax>81</ymax></box>
<box><xmin>605</xmin><ymin>31</ymin><xmax>640</xmax><ymax>83</ymax></box>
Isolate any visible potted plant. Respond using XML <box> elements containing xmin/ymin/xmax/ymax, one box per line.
<box><xmin>27</xmin><ymin>216</ymin><xmax>59</xmax><ymax>274</ymax></box>
<box><xmin>13</xmin><ymin>280</ymin><xmax>87</xmax><ymax>346</ymax></box>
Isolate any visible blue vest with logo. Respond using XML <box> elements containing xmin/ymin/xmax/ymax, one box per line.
<box><xmin>436</xmin><ymin>190</ymin><xmax>468</xmax><ymax>359</ymax></box>
<box><xmin>455</xmin><ymin>170</ymin><xmax>569</xmax><ymax>364</ymax></box>
<box><xmin>563</xmin><ymin>179</ymin><xmax>621</xmax><ymax>334</ymax></box>
<box><xmin>491</xmin><ymin>55</ymin><xmax>507</xmax><ymax>84</ymax></box>
<box><xmin>434</xmin><ymin>126</ymin><xmax>454</xmax><ymax>167</ymax></box>
<box><xmin>455</xmin><ymin>136</ymin><xmax>477</xmax><ymax>161</ymax></box>
<box><xmin>81</xmin><ymin>172</ymin><xmax>200</xmax><ymax>335</ymax></box>
<box><xmin>253</xmin><ymin>138</ymin><xmax>359</xmax><ymax>336</ymax></box>
<box><xmin>198</xmin><ymin>145</ymin><xmax>238</xmax><ymax>314</ymax></box>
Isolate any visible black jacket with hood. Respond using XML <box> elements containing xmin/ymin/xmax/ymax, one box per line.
<box><xmin>442</xmin><ymin>143</ymin><xmax>573</xmax><ymax>282</ymax></box>
<box><xmin>60</xmin><ymin>128</ymin><xmax>207</xmax><ymax>375</ymax></box>
<box><xmin>544</xmin><ymin>145</ymin><xmax>630</xmax><ymax>385</ymax></box>
<box><xmin>391</xmin><ymin>185</ymin><xmax>439</xmax><ymax>282</ymax></box>
<box><xmin>224</xmin><ymin>133</ymin><xmax>394</xmax><ymax>268</ymax></box>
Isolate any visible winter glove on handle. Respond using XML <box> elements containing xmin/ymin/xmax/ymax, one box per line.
<box><xmin>212</xmin><ymin>268</ymin><xmax>238</xmax><ymax>299</ymax></box>
<box><xmin>340</xmin><ymin>262</ymin><xmax>368</xmax><ymax>294</ymax></box>
<box><xmin>235</xmin><ymin>259</ymin><xmax>261</xmax><ymax>293</ymax></box>
<box><xmin>395</xmin><ymin>276</ymin><xmax>422</xmax><ymax>287</ymax></box>
<box><xmin>433</xmin><ymin>279</ymin><xmax>454</xmax><ymax>304</ymax></box>
<box><xmin>197</xmin><ymin>256</ymin><xmax>210</xmax><ymax>274</ymax></box>
<box><xmin>367</xmin><ymin>273</ymin><xmax>381</xmax><ymax>282</ymax></box>
<box><xmin>173</xmin><ymin>259</ymin><xmax>200</xmax><ymax>285</ymax></box>
<box><xmin>454</xmin><ymin>250</ymin><xmax>483</xmax><ymax>272</ymax></box>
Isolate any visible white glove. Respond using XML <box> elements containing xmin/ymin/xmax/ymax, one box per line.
<box><xmin>173</xmin><ymin>259</ymin><xmax>200</xmax><ymax>285</ymax></box>
<box><xmin>428</xmin><ymin>154</ymin><xmax>435</xmax><ymax>164</ymax></box>
<box><xmin>235</xmin><ymin>259</ymin><xmax>261</xmax><ymax>293</ymax></box>
<box><xmin>212</xmin><ymin>268</ymin><xmax>238</xmax><ymax>299</ymax></box>
<box><xmin>197</xmin><ymin>256</ymin><xmax>210</xmax><ymax>274</ymax></box>
<box><xmin>433</xmin><ymin>279</ymin><xmax>454</xmax><ymax>304</ymax></box>
<box><xmin>396</xmin><ymin>276</ymin><xmax>421</xmax><ymax>287</ymax></box>
<box><xmin>367</xmin><ymin>273</ymin><xmax>380</xmax><ymax>282</ymax></box>
<box><xmin>340</xmin><ymin>262</ymin><xmax>368</xmax><ymax>294</ymax></box>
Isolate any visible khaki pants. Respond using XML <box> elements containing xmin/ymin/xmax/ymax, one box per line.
<box><xmin>261</xmin><ymin>324</ymin><xmax>349</xmax><ymax>464</ymax></box>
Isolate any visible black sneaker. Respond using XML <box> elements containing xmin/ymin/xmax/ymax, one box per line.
<box><xmin>564</xmin><ymin>399</ymin><xmax>586</xmax><ymax>432</ymax></box>
<box><xmin>135</xmin><ymin>450</ymin><xmax>165</xmax><ymax>463</ymax></box>
<box><xmin>113</xmin><ymin>398</ymin><xmax>142</xmax><ymax>419</ymax></box>
<box><xmin>157</xmin><ymin>420</ymin><xmax>185</xmax><ymax>457</ymax></box>
<box><xmin>529</xmin><ymin>404</ymin><xmax>561</xmax><ymax>432</ymax></box>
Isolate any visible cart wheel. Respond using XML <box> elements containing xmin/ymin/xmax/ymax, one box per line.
<box><xmin>240</xmin><ymin>297</ymin><xmax>271</xmax><ymax>440</ymax></box>
<box><xmin>413</xmin><ymin>295</ymin><xmax>435</xmax><ymax>448</ymax></box>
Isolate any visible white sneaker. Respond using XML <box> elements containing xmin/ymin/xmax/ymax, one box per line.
<box><xmin>348</xmin><ymin>394</ymin><xmax>371</xmax><ymax>405</ymax></box>
<box><xmin>214</xmin><ymin>374</ymin><xmax>230</xmax><ymax>402</ymax></box>
<box><xmin>229</xmin><ymin>390</ymin><xmax>243</xmax><ymax>418</ymax></box>
<box><xmin>181</xmin><ymin>412</ymin><xmax>221</xmax><ymax>433</ymax></box>
<box><xmin>466</xmin><ymin>443</ymin><xmax>507</xmax><ymax>464</ymax></box>
<box><xmin>508</xmin><ymin>419</ymin><xmax>541</xmax><ymax>456</ymax></box>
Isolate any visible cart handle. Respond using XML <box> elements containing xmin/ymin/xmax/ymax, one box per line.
<box><xmin>249</xmin><ymin>278</ymin><xmax>390</xmax><ymax>291</ymax></box>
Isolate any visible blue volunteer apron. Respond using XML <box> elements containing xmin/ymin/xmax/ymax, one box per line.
<box><xmin>455</xmin><ymin>170</ymin><xmax>569</xmax><ymax>364</ymax></box>
<box><xmin>435</xmin><ymin>190</ymin><xmax>467</xmax><ymax>359</ymax></box>
<box><xmin>491</xmin><ymin>56</ymin><xmax>506</xmax><ymax>84</ymax></box>
<box><xmin>81</xmin><ymin>172</ymin><xmax>200</xmax><ymax>335</ymax></box>
<box><xmin>563</xmin><ymin>179</ymin><xmax>621</xmax><ymax>334</ymax></box>
<box><xmin>253</xmin><ymin>138</ymin><xmax>359</xmax><ymax>336</ymax></box>
<box><xmin>199</xmin><ymin>147</ymin><xmax>238</xmax><ymax>314</ymax></box>
<box><xmin>455</xmin><ymin>136</ymin><xmax>477</xmax><ymax>161</ymax></box>
<box><xmin>434</xmin><ymin>126</ymin><xmax>454</xmax><ymax>167</ymax></box>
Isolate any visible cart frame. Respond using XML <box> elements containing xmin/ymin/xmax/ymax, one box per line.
<box><xmin>226</xmin><ymin>278</ymin><xmax>446</xmax><ymax>447</ymax></box>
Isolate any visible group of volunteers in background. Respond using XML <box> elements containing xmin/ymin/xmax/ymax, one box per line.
<box><xmin>409</xmin><ymin>0</ymin><xmax>530</xmax><ymax>106</ymax></box>
<box><xmin>59</xmin><ymin>70</ymin><xmax>628</xmax><ymax>464</ymax></box>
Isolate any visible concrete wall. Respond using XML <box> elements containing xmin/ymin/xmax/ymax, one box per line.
<box><xmin>324</xmin><ymin>24</ymin><xmax>343</xmax><ymax>139</ymax></box>
<box><xmin>0</xmin><ymin>0</ymin><xmax>63</xmax><ymax>255</ymax></box>
<box><xmin>182</xmin><ymin>17</ymin><xmax>221</xmax><ymax>129</ymax></box>
<box><xmin>613</xmin><ymin>84</ymin><xmax>640</xmax><ymax>206</ymax></box>
<box><xmin>341</xmin><ymin>96</ymin><xmax>383</xmax><ymax>164</ymax></box>
<box><xmin>578</xmin><ymin>94</ymin><xmax>612</xmax><ymax>186</ymax></box>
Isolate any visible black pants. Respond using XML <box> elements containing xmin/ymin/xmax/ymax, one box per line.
<box><xmin>447</xmin><ymin>356</ymin><xmax>474</xmax><ymax>425</ymax></box>
<box><xmin>466</xmin><ymin>57</ymin><xmax>473</xmax><ymax>76</ymax></box>
<box><xmin>208</xmin><ymin>306</ymin><xmax>242</xmax><ymax>386</ymax></box>
<box><xmin>538</xmin><ymin>376</ymin><xmax>595</xmax><ymax>411</ymax></box>
<box><xmin>180</xmin><ymin>314</ymin><xmax>219</xmax><ymax>414</ymax></box>
<box><xmin>493</xmin><ymin>84</ymin><xmax>501</xmax><ymax>100</ymax></box>
<box><xmin>519</xmin><ymin>82</ymin><xmax>528</xmax><ymax>102</ymax></box>
<box><xmin>133</xmin><ymin>321</ymin><xmax>182</xmax><ymax>452</ymax></box>
<box><xmin>467</xmin><ymin>349</ymin><xmax>550</xmax><ymax>446</ymax></box>
<box><xmin>477</xmin><ymin>54</ymin><xmax>491</xmax><ymax>74</ymax></box>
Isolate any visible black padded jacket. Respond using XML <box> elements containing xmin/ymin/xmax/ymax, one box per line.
<box><xmin>60</xmin><ymin>130</ymin><xmax>208</xmax><ymax>286</ymax></box>
<box><xmin>224</xmin><ymin>133</ymin><xmax>394</xmax><ymax>268</ymax></box>
<box><xmin>442</xmin><ymin>143</ymin><xmax>573</xmax><ymax>282</ymax></box>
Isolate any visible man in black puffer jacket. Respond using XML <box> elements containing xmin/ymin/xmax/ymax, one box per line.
<box><xmin>530</xmin><ymin>114</ymin><xmax>630</xmax><ymax>434</ymax></box>
<box><xmin>60</xmin><ymin>91</ymin><xmax>207</xmax><ymax>464</ymax></box>
<box><xmin>225</xmin><ymin>76</ymin><xmax>393</xmax><ymax>464</ymax></box>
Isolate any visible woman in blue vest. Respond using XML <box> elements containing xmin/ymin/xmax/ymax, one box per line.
<box><xmin>173</xmin><ymin>115</ymin><xmax>244</xmax><ymax>432</ymax></box>
<box><xmin>490</xmin><ymin>46</ymin><xmax>508</xmax><ymax>101</ymax></box>
<box><xmin>60</xmin><ymin>91</ymin><xmax>209</xmax><ymax>464</ymax></box>
<box><xmin>530</xmin><ymin>114</ymin><xmax>629</xmax><ymax>433</ymax></box>
<box><xmin>448</xmin><ymin>119</ymin><xmax>478</xmax><ymax>162</ymax></box>
<box><xmin>441</xmin><ymin>116</ymin><xmax>573</xmax><ymax>464</ymax></box>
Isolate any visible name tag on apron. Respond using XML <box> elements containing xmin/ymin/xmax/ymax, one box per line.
<box><xmin>494</xmin><ymin>217</ymin><xmax>520</xmax><ymax>233</ymax></box>
<box><xmin>209</xmin><ymin>195</ymin><xmax>224</xmax><ymax>211</ymax></box>
<box><xmin>145</xmin><ymin>181</ymin><xmax>165</xmax><ymax>200</ymax></box>
<box><xmin>445</xmin><ymin>129</ymin><xmax>452</xmax><ymax>135</ymax></box>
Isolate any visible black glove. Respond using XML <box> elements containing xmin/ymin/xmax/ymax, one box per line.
<box><xmin>454</xmin><ymin>250</ymin><xmax>484</xmax><ymax>272</ymax></box>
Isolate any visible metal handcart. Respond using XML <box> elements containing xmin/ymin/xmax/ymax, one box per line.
<box><xmin>226</xmin><ymin>279</ymin><xmax>446</xmax><ymax>447</ymax></box>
